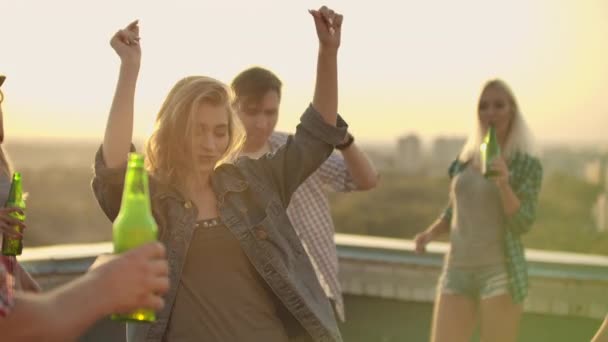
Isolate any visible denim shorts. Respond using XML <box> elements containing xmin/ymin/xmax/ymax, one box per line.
<box><xmin>438</xmin><ymin>264</ymin><xmax>510</xmax><ymax>300</ymax></box>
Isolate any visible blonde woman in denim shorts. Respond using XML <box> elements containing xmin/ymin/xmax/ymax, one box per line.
<box><xmin>415</xmin><ymin>79</ymin><xmax>543</xmax><ymax>342</ymax></box>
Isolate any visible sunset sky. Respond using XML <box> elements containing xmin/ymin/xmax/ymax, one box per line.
<box><xmin>2</xmin><ymin>0</ymin><xmax>607</xmax><ymax>146</ymax></box>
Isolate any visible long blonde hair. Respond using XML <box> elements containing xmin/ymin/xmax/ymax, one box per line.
<box><xmin>459</xmin><ymin>79</ymin><xmax>537</xmax><ymax>163</ymax></box>
<box><xmin>145</xmin><ymin>76</ymin><xmax>245</xmax><ymax>193</ymax></box>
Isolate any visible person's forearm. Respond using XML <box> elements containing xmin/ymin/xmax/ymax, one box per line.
<box><xmin>340</xmin><ymin>142</ymin><xmax>379</xmax><ymax>190</ymax></box>
<box><xmin>497</xmin><ymin>181</ymin><xmax>521</xmax><ymax>217</ymax></box>
<box><xmin>429</xmin><ymin>216</ymin><xmax>450</xmax><ymax>239</ymax></box>
<box><xmin>0</xmin><ymin>273</ymin><xmax>110</xmax><ymax>341</ymax></box>
<box><xmin>16</xmin><ymin>262</ymin><xmax>41</xmax><ymax>292</ymax></box>
<box><xmin>45</xmin><ymin>271</ymin><xmax>111</xmax><ymax>340</ymax></box>
<box><xmin>103</xmin><ymin>61</ymin><xmax>139</xmax><ymax>168</ymax></box>
<box><xmin>0</xmin><ymin>292</ymin><xmax>59</xmax><ymax>341</ymax></box>
<box><xmin>312</xmin><ymin>48</ymin><xmax>338</xmax><ymax>126</ymax></box>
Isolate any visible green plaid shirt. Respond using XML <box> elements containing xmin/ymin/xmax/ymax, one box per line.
<box><xmin>442</xmin><ymin>152</ymin><xmax>543</xmax><ymax>303</ymax></box>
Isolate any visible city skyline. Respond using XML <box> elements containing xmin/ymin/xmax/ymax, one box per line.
<box><xmin>2</xmin><ymin>0</ymin><xmax>608</xmax><ymax>145</ymax></box>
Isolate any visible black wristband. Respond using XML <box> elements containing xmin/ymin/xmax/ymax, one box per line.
<box><xmin>335</xmin><ymin>133</ymin><xmax>354</xmax><ymax>150</ymax></box>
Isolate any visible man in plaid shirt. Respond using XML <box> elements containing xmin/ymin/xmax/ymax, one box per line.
<box><xmin>232</xmin><ymin>67</ymin><xmax>379</xmax><ymax>321</ymax></box>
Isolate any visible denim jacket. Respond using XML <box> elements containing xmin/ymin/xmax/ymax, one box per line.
<box><xmin>92</xmin><ymin>105</ymin><xmax>347</xmax><ymax>342</ymax></box>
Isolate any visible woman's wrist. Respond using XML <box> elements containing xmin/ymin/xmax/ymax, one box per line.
<box><xmin>426</xmin><ymin>225</ymin><xmax>441</xmax><ymax>239</ymax></box>
<box><xmin>496</xmin><ymin>178</ymin><xmax>511</xmax><ymax>192</ymax></box>
<box><xmin>336</xmin><ymin>133</ymin><xmax>354</xmax><ymax>150</ymax></box>
<box><xmin>120</xmin><ymin>59</ymin><xmax>140</xmax><ymax>72</ymax></box>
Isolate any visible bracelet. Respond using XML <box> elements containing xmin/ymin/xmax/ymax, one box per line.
<box><xmin>336</xmin><ymin>133</ymin><xmax>354</xmax><ymax>150</ymax></box>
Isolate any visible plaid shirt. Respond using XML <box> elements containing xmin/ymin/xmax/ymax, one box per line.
<box><xmin>0</xmin><ymin>255</ymin><xmax>16</xmax><ymax>317</ymax></box>
<box><xmin>269</xmin><ymin>131</ymin><xmax>356</xmax><ymax>321</ymax></box>
<box><xmin>442</xmin><ymin>152</ymin><xmax>543</xmax><ymax>303</ymax></box>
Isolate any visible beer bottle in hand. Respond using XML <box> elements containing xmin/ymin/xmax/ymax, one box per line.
<box><xmin>1</xmin><ymin>172</ymin><xmax>26</xmax><ymax>256</ymax></box>
<box><xmin>112</xmin><ymin>153</ymin><xmax>159</xmax><ymax>322</ymax></box>
<box><xmin>480</xmin><ymin>125</ymin><xmax>501</xmax><ymax>178</ymax></box>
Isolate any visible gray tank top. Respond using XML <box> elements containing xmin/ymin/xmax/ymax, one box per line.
<box><xmin>447</xmin><ymin>165</ymin><xmax>506</xmax><ymax>268</ymax></box>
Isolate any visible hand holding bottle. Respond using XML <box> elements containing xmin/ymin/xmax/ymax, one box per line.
<box><xmin>111</xmin><ymin>153</ymin><xmax>159</xmax><ymax>322</ymax></box>
<box><xmin>480</xmin><ymin>125</ymin><xmax>501</xmax><ymax>178</ymax></box>
<box><xmin>489</xmin><ymin>156</ymin><xmax>509</xmax><ymax>188</ymax></box>
<box><xmin>0</xmin><ymin>207</ymin><xmax>25</xmax><ymax>238</ymax></box>
<box><xmin>1</xmin><ymin>172</ymin><xmax>26</xmax><ymax>256</ymax></box>
<box><xmin>89</xmin><ymin>242</ymin><xmax>169</xmax><ymax>316</ymax></box>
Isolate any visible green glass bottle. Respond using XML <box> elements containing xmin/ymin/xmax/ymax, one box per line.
<box><xmin>480</xmin><ymin>125</ymin><xmax>501</xmax><ymax>178</ymax></box>
<box><xmin>1</xmin><ymin>172</ymin><xmax>26</xmax><ymax>256</ymax></box>
<box><xmin>111</xmin><ymin>153</ymin><xmax>158</xmax><ymax>323</ymax></box>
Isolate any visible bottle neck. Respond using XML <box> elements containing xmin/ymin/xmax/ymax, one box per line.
<box><xmin>5</xmin><ymin>176</ymin><xmax>24</xmax><ymax>207</ymax></box>
<box><xmin>119</xmin><ymin>166</ymin><xmax>153</xmax><ymax>214</ymax></box>
<box><xmin>485</xmin><ymin>124</ymin><xmax>497</xmax><ymax>142</ymax></box>
<box><xmin>487</xmin><ymin>125</ymin><xmax>496</xmax><ymax>136</ymax></box>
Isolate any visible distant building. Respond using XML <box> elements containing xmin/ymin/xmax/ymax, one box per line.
<box><xmin>395</xmin><ymin>134</ymin><xmax>423</xmax><ymax>174</ymax></box>
<box><xmin>429</xmin><ymin>136</ymin><xmax>466</xmax><ymax>174</ymax></box>
<box><xmin>362</xmin><ymin>147</ymin><xmax>395</xmax><ymax>171</ymax></box>
<box><xmin>540</xmin><ymin>145</ymin><xmax>607</xmax><ymax>181</ymax></box>
<box><xmin>583</xmin><ymin>159</ymin><xmax>603</xmax><ymax>186</ymax></box>
<box><xmin>592</xmin><ymin>193</ymin><xmax>608</xmax><ymax>233</ymax></box>
<box><xmin>591</xmin><ymin>165</ymin><xmax>608</xmax><ymax>233</ymax></box>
